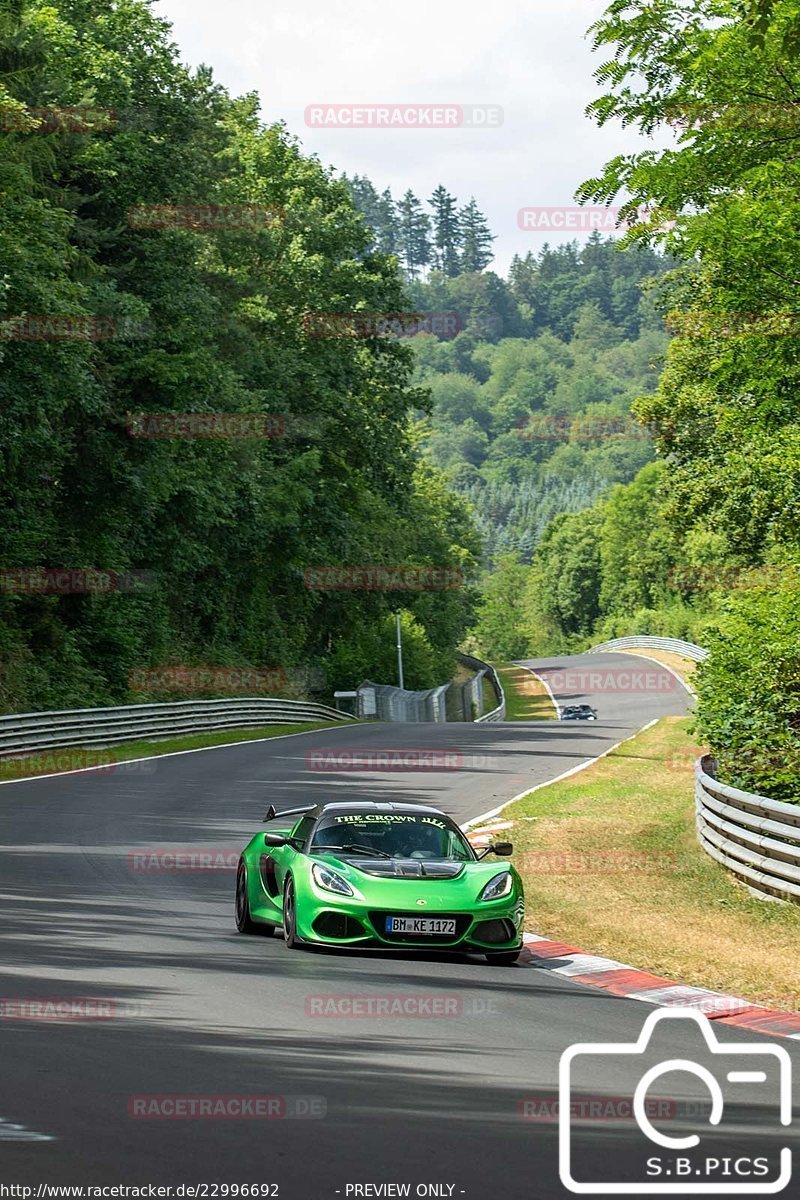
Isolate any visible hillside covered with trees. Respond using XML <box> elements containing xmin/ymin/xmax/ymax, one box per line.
<box><xmin>409</xmin><ymin>238</ymin><xmax>672</xmax><ymax>560</ymax></box>
<box><xmin>346</xmin><ymin>175</ymin><xmax>676</xmax><ymax>563</ymax></box>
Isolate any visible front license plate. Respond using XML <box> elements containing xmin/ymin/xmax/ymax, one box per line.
<box><xmin>385</xmin><ymin>916</ymin><xmax>457</xmax><ymax>935</ymax></box>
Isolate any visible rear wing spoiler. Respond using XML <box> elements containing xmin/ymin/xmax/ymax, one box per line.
<box><xmin>263</xmin><ymin>802</ymin><xmax>316</xmax><ymax>823</ymax></box>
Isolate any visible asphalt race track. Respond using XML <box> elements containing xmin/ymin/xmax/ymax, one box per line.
<box><xmin>0</xmin><ymin>653</ymin><xmax>796</xmax><ymax>1199</ymax></box>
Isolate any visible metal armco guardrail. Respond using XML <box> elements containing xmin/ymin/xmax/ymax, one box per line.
<box><xmin>590</xmin><ymin>636</ymin><xmax>709</xmax><ymax>662</ymax></box>
<box><xmin>457</xmin><ymin>654</ymin><xmax>506</xmax><ymax>723</ymax></box>
<box><xmin>0</xmin><ymin>697</ymin><xmax>351</xmax><ymax>758</ymax></box>
<box><xmin>591</xmin><ymin>639</ymin><xmax>800</xmax><ymax>905</ymax></box>
<box><xmin>696</xmin><ymin>755</ymin><xmax>800</xmax><ymax>905</ymax></box>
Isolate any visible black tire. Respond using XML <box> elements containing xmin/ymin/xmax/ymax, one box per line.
<box><xmin>235</xmin><ymin>860</ymin><xmax>275</xmax><ymax>936</ymax></box>
<box><xmin>485</xmin><ymin>949</ymin><xmax>521</xmax><ymax>966</ymax></box>
<box><xmin>282</xmin><ymin>876</ymin><xmax>302</xmax><ymax>949</ymax></box>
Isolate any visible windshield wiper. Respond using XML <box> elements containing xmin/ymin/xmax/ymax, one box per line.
<box><xmin>314</xmin><ymin>842</ymin><xmax>393</xmax><ymax>860</ymax></box>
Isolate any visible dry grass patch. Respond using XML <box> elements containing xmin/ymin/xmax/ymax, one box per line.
<box><xmin>507</xmin><ymin>716</ymin><xmax>800</xmax><ymax>1001</ymax></box>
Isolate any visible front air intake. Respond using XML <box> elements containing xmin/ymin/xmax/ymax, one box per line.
<box><xmin>312</xmin><ymin>912</ymin><xmax>366</xmax><ymax>939</ymax></box>
<box><xmin>471</xmin><ymin>919</ymin><xmax>517</xmax><ymax>944</ymax></box>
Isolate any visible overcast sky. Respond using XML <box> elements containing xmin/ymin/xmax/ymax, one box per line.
<box><xmin>155</xmin><ymin>0</ymin><xmax>660</xmax><ymax>274</ymax></box>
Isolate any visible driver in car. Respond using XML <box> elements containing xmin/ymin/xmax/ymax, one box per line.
<box><xmin>398</xmin><ymin>822</ymin><xmax>443</xmax><ymax>860</ymax></box>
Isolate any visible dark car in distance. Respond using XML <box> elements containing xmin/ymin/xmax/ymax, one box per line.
<box><xmin>560</xmin><ymin>704</ymin><xmax>598</xmax><ymax>721</ymax></box>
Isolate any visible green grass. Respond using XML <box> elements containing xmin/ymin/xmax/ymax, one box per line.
<box><xmin>504</xmin><ymin>715</ymin><xmax>800</xmax><ymax>1002</ymax></box>
<box><xmin>0</xmin><ymin>720</ymin><xmax>357</xmax><ymax>783</ymax></box>
<box><xmin>496</xmin><ymin>662</ymin><xmax>557</xmax><ymax>720</ymax></box>
<box><xmin>482</xmin><ymin>674</ymin><xmax>499</xmax><ymax>714</ymax></box>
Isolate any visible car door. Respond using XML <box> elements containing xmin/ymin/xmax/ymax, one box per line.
<box><xmin>258</xmin><ymin>815</ymin><xmax>313</xmax><ymax>917</ymax></box>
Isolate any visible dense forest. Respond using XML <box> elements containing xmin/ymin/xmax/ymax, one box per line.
<box><xmin>346</xmin><ymin>175</ymin><xmax>674</xmax><ymax>560</ymax></box>
<box><xmin>408</xmin><ymin>239</ymin><xmax>672</xmax><ymax>559</ymax></box>
<box><xmin>0</xmin><ymin>0</ymin><xmax>478</xmax><ymax>709</ymax></box>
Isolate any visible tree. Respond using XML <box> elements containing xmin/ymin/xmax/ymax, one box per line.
<box><xmin>428</xmin><ymin>185</ymin><xmax>461</xmax><ymax>276</ymax></box>
<box><xmin>472</xmin><ymin>554</ymin><xmax>531</xmax><ymax>660</ymax></box>
<box><xmin>597</xmin><ymin>462</ymin><xmax>676</xmax><ymax>618</ymax></box>
<box><xmin>397</xmin><ymin>190</ymin><xmax>432</xmax><ymax>280</ymax></box>
<box><xmin>526</xmin><ymin>509</ymin><xmax>605</xmax><ymax>638</ymax></box>
<box><xmin>459</xmin><ymin>197</ymin><xmax>495</xmax><ymax>272</ymax></box>
<box><xmin>578</xmin><ymin>0</ymin><xmax>800</xmax><ymax>562</ymax></box>
<box><xmin>571</xmin><ymin>0</ymin><xmax>800</xmax><ymax>797</ymax></box>
<box><xmin>376</xmin><ymin>188</ymin><xmax>398</xmax><ymax>255</ymax></box>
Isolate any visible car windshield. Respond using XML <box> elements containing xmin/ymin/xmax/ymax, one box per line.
<box><xmin>310</xmin><ymin>812</ymin><xmax>475</xmax><ymax>862</ymax></box>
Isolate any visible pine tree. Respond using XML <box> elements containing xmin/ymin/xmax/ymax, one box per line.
<box><xmin>376</xmin><ymin>188</ymin><xmax>398</xmax><ymax>256</ymax></box>
<box><xmin>428</xmin><ymin>185</ymin><xmax>461</xmax><ymax>276</ymax></box>
<box><xmin>459</xmin><ymin>198</ymin><xmax>495</xmax><ymax>272</ymax></box>
<box><xmin>397</xmin><ymin>190</ymin><xmax>432</xmax><ymax>280</ymax></box>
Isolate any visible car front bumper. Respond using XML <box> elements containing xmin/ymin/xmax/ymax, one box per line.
<box><xmin>295</xmin><ymin>899</ymin><xmax>524</xmax><ymax>952</ymax></box>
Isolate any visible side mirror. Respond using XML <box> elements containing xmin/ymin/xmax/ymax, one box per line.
<box><xmin>263</xmin><ymin>831</ymin><xmax>290</xmax><ymax>848</ymax></box>
<box><xmin>490</xmin><ymin>841</ymin><xmax>513</xmax><ymax>856</ymax></box>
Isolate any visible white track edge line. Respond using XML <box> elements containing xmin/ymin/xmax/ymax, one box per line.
<box><xmin>515</xmin><ymin>664</ymin><xmax>560</xmax><ymax>718</ymax></box>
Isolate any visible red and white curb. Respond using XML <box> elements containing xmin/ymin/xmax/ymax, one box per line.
<box><xmin>466</xmin><ymin>820</ymin><xmax>514</xmax><ymax>847</ymax></box>
<box><xmin>522</xmin><ymin>933</ymin><xmax>800</xmax><ymax>1039</ymax></box>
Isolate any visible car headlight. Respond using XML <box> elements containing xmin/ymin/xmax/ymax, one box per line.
<box><xmin>479</xmin><ymin>871</ymin><xmax>513</xmax><ymax>901</ymax></box>
<box><xmin>312</xmin><ymin>863</ymin><xmax>355</xmax><ymax>896</ymax></box>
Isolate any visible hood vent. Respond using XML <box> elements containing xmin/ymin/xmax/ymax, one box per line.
<box><xmin>341</xmin><ymin>858</ymin><xmax>465</xmax><ymax>880</ymax></box>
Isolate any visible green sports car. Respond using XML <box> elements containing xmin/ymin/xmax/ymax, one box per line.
<box><xmin>235</xmin><ymin>800</ymin><xmax>525</xmax><ymax>964</ymax></box>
